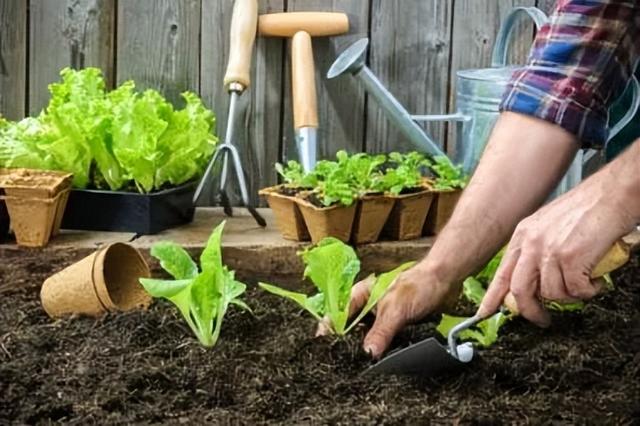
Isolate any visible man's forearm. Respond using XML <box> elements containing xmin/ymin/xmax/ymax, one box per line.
<box><xmin>419</xmin><ymin>112</ymin><xmax>579</xmax><ymax>287</ymax></box>
<box><xmin>600</xmin><ymin>138</ymin><xmax>640</xmax><ymax>225</ymax></box>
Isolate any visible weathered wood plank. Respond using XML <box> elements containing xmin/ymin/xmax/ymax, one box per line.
<box><xmin>446</xmin><ymin>0</ymin><xmax>537</xmax><ymax>157</ymax></box>
<box><xmin>28</xmin><ymin>0</ymin><xmax>115</xmax><ymax>115</ymax></box>
<box><xmin>536</xmin><ymin>0</ymin><xmax>558</xmax><ymax>14</ymax></box>
<box><xmin>366</xmin><ymin>0</ymin><xmax>453</xmax><ymax>155</ymax></box>
<box><xmin>199</xmin><ymin>0</ymin><xmax>285</xmax><ymax>207</ymax></box>
<box><xmin>0</xmin><ymin>0</ymin><xmax>27</xmax><ymax>121</ymax></box>
<box><xmin>116</xmin><ymin>0</ymin><xmax>200</xmax><ymax>106</ymax></box>
<box><xmin>281</xmin><ymin>0</ymin><xmax>370</xmax><ymax>161</ymax></box>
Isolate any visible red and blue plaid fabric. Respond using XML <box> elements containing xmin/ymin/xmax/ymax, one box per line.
<box><xmin>500</xmin><ymin>0</ymin><xmax>640</xmax><ymax>148</ymax></box>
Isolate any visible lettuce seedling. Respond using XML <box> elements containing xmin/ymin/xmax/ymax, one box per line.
<box><xmin>436</xmin><ymin>249</ymin><xmax>510</xmax><ymax>347</ymax></box>
<box><xmin>382</xmin><ymin>152</ymin><xmax>432</xmax><ymax>195</ymax></box>
<box><xmin>139</xmin><ymin>221</ymin><xmax>249</xmax><ymax>347</ymax></box>
<box><xmin>259</xmin><ymin>238</ymin><xmax>413</xmax><ymax>335</ymax></box>
<box><xmin>430</xmin><ymin>155</ymin><xmax>468</xmax><ymax>191</ymax></box>
<box><xmin>275</xmin><ymin>160</ymin><xmax>317</xmax><ymax>189</ymax></box>
<box><xmin>437</xmin><ymin>246</ymin><xmax>591</xmax><ymax>347</ymax></box>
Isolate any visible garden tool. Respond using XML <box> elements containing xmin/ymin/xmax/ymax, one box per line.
<box><xmin>366</xmin><ymin>239</ymin><xmax>633</xmax><ymax>377</ymax></box>
<box><xmin>193</xmin><ymin>0</ymin><xmax>266</xmax><ymax>227</ymax></box>
<box><xmin>258</xmin><ymin>12</ymin><xmax>349</xmax><ymax>172</ymax></box>
<box><xmin>328</xmin><ymin>7</ymin><xmax>640</xmax><ymax>199</ymax></box>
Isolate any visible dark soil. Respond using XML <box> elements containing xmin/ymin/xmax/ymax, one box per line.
<box><xmin>1</xmin><ymin>253</ymin><xmax>639</xmax><ymax>425</ymax></box>
<box><xmin>276</xmin><ymin>186</ymin><xmax>303</xmax><ymax>197</ymax></box>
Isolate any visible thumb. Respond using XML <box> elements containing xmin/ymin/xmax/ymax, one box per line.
<box><xmin>363</xmin><ymin>305</ymin><xmax>407</xmax><ymax>359</ymax></box>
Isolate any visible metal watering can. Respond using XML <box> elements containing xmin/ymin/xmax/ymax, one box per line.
<box><xmin>328</xmin><ymin>7</ymin><xmax>640</xmax><ymax>196</ymax></box>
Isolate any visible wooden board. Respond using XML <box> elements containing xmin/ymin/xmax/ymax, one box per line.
<box><xmin>366</xmin><ymin>0</ymin><xmax>453</xmax><ymax>154</ymax></box>
<box><xmin>446</xmin><ymin>0</ymin><xmax>537</xmax><ymax>156</ymax></box>
<box><xmin>0</xmin><ymin>0</ymin><xmax>27</xmax><ymax>120</ymax></box>
<box><xmin>199</xmin><ymin>0</ymin><xmax>285</xmax><ymax>207</ymax></box>
<box><xmin>281</xmin><ymin>0</ymin><xmax>370</xmax><ymax>161</ymax></box>
<box><xmin>116</xmin><ymin>0</ymin><xmax>200</xmax><ymax>106</ymax></box>
<box><xmin>28</xmin><ymin>0</ymin><xmax>115</xmax><ymax>115</ymax></box>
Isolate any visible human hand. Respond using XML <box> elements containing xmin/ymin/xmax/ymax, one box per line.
<box><xmin>477</xmin><ymin>175</ymin><xmax>637</xmax><ymax>326</ymax></box>
<box><xmin>317</xmin><ymin>264</ymin><xmax>461</xmax><ymax>359</ymax></box>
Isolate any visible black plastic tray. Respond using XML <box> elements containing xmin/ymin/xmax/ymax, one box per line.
<box><xmin>0</xmin><ymin>198</ymin><xmax>9</xmax><ymax>242</ymax></box>
<box><xmin>61</xmin><ymin>181</ymin><xmax>197</xmax><ymax>234</ymax></box>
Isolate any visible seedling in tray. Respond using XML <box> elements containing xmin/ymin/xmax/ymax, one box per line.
<box><xmin>140</xmin><ymin>221</ymin><xmax>250</xmax><ymax>347</ymax></box>
<box><xmin>259</xmin><ymin>237</ymin><xmax>413</xmax><ymax>335</ymax></box>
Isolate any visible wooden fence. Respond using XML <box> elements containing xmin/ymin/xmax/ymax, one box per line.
<box><xmin>0</xmin><ymin>0</ymin><xmax>555</xmax><ymax>205</ymax></box>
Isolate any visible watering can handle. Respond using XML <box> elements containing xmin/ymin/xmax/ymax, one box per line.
<box><xmin>491</xmin><ymin>7</ymin><xmax>548</xmax><ymax>68</ymax></box>
<box><xmin>607</xmin><ymin>74</ymin><xmax>640</xmax><ymax>142</ymax></box>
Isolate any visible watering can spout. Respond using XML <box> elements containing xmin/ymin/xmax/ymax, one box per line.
<box><xmin>327</xmin><ymin>38</ymin><xmax>448</xmax><ymax>159</ymax></box>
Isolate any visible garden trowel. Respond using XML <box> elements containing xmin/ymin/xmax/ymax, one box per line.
<box><xmin>193</xmin><ymin>0</ymin><xmax>266</xmax><ymax>227</ymax></box>
<box><xmin>366</xmin><ymin>239</ymin><xmax>633</xmax><ymax>377</ymax></box>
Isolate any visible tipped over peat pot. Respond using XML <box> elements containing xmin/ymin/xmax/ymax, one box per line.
<box><xmin>61</xmin><ymin>181</ymin><xmax>197</xmax><ymax>234</ymax></box>
<box><xmin>259</xmin><ymin>186</ymin><xmax>310</xmax><ymax>241</ymax></box>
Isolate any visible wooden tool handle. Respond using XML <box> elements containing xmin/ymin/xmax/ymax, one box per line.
<box><xmin>291</xmin><ymin>31</ymin><xmax>318</xmax><ymax>130</ymax></box>
<box><xmin>223</xmin><ymin>0</ymin><xmax>258</xmax><ymax>90</ymax></box>
<box><xmin>503</xmin><ymin>240</ymin><xmax>631</xmax><ymax>314</ymax></box>
<box><xmin>258</xmin><ymin>12</ymin><xmax>349</xmax><ymax>37</ymax></box>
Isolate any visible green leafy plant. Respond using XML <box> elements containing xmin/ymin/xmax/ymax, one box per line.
<box><xmin>259</xmin><ymin>237</ymin><xmax>413</xmax><ymax>335</ymax></box>
<box><xmin>436</xmin><ymin>246</ymin><xmax>593</xmax><ymax>346</ymax></box>
<box><xmin>139</xmin><ymin>221</ymin><xmax>249</xmax><ymax>347</ymax></box>
<box><xmin>381</xmin><ymin>152</ymin><xmax>432</xmax><ymax>195</ymax></box>
<box><xmin>430</xmin><ymin>155</ymin><xmax>468</xmax><ymax>191</ymax></box>
<box><xmin>436</xmin><ymin>249</ymin><xmax>511</xmax><ymax>347</ymax></box>
<box><xmin>338</xmin><ymin>150</ymin><xmax>387</xmax><ymax>196</ymax></box>
<box><xmin>0</xmin><ymin>67</ymin><xmax>217</xmax><ymax>193</ymax></box>
<box><xmin>275</xmin><ymin>160</ymin><xmax>317</xmax><ymax>189</ymax></box>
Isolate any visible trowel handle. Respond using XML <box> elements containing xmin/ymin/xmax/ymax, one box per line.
<box><xmin>291</xmin><ymin>31</ymin><xmax>318</xmax><ymax>130</ymax></box>
<box><xmin>224</xmin><ymin>0</ymin><xmax>258</xmax><ymax>90</ymax></box>
<box><xmin>503</xmin><ymin>239</ymin><xmax>631</xmax><ymax>315</ymax></box>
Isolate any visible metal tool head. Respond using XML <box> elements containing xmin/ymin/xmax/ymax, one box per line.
<box><xmin>365</xmin><ymin>314</ymin><xmax>481</xmax><ymax>377</ymax></box>
<box><xmin>365</xmin><ymin>337</ymin><xmax>474</xmax><ymax>377</ymax></box>
<box><xmin>327</xmin><ymin>38</ymin><xmax>369</xmax><ymax>79</ymax></box>
<box><xmin>295</xmin><ymin>127</ymin><xmax>318</xmax><ymax>172</ymax></box>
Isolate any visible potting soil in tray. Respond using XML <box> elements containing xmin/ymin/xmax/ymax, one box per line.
<box><xmin>1</xmin><ymin>252</ymin><xmax>639</xmax><ymax>424</ymax></box>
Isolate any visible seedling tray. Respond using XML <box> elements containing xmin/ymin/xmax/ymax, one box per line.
<box><xmin>0</xmin><ymin>198</ymin><xmax>9</xmax><ymax>242</ymax></box>
<box><xmin>61</xmin><ymin>181</ymin><xmax>197</xmax><ymax>234</ymax></box>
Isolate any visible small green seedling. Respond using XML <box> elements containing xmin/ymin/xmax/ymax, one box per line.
<box><xmin>139</xmin><ymin>221</ymin><xmax>250</xmax><ymax>347</ymax></box>
<box><xmin>430</xmin><ymin>155</ymin><xmax>469</xmax><ymax>191</ymax></box>
<box><xmin>259</xmin><ymin>237</ymin><xmax>413</xmax><ymax>335</ymax></box>
<box><xmin>382</xmin><ymin>152</ymin><xmax>432</xmax><ymax>195</ymax></box>
<box><xmin>437</xmin><ymin>247</ymin><xmax>594</xmax><ymax>347</ymax></box>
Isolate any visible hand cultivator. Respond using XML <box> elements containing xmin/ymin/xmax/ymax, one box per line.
<box><xmin>193</xmin><ymin>0</ymin><xmax>266</xmax><ymax>227</ymax></box>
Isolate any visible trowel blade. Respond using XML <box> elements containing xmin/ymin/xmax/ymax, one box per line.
<box><xmin>365</xmin><ymin>337</ymin><xmax>473</xmax><ymax>377</ymax></box>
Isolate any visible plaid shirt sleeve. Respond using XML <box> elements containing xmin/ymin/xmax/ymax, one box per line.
<box><xmin>499</xmin><ymin>0</ymin><xmax>640</xmax><ymax>148</ymax></box>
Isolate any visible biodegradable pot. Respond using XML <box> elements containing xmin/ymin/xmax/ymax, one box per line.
<box><xmin>382</xmin><ymin>189</ymin><xmax>434</xmax><ymax>241</ymax></box>
<box><xmin>296</xmin><ymin>198</ymin><xmax>357</xmax><ymax>244</ymax></box>
<box><xmin>61</xmin><ymin>181</ymin><xmax>197</xmax><ymax>234</ymax></box>
<box><xmin>40</xmin><ymin>243</ymin><xmax>151</xmax><ymax>318</ymax></box>
<box><xmin>2</xmin><ymin>189</ymin><xmax>70</xmax><ymax>247</ymax></box>
<box><xmin>259</xmin><ymin>186</ymin><xmax>310</xmax><ymax>241</ymax></box>
<box><xmin>0</xmin><ymin>168</ymin><xmax>73</xmax><ymax>199</ymax></box>
<box><xmin>351</xmin><ymin>194</ymin><xmax>395</xmax><ymax>245</ymax></box>
<box><xmin>423</xmin><ymin>189</ymin><xmax>463</xmax><ymax>236</ymax></box>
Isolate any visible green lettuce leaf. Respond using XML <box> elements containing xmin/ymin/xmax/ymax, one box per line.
<box><xmin>258</xmin><ymin>283</ymin><xmax>324</xmax><ymax>321</ymax></box>
<box><xmin>437</xmin><ymin>312</ymin><xmax>508</xmax><ymax>347</ymax></box>
<box><xmin>345</xmin><ymin>262</ymin><xmax>415</xmax><ymax>333</ymax></box>
<box><xmin>301</xmin><ymin>238</ymin><xmax>360</xmax><ymax>334</ymax></box>
<box><xmin>150</xmin><ymin>241</ymin><xmax>198</xmax><ymax>280</ymax></box>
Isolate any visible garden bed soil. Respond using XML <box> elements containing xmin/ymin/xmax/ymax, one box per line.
<box><xmin>1</xmin><ymin>252</ymin><xmax>639</xmax><ymax>424</ymax></box>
